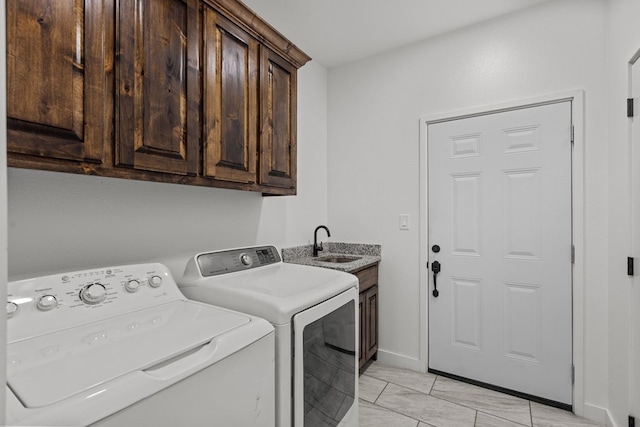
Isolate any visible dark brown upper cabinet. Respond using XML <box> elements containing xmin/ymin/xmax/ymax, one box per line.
<box><xmin>202</xmin><ymin>8</ymin><xmax>258</xmax><ymax>184</ymax></box>
<box><xmin>6</xmin><ymin>0</ymin><xmax>112</xmax><ymax>164</ymax></box>
<box><xmin>6</xmin><ymin>0</ymin><xmax>310</xmax><ymax>195</ymax></box>
<box><xmin>116</xmin><ymin>0</ymin><xmax>200</xmax><ymax>176</ymax></box>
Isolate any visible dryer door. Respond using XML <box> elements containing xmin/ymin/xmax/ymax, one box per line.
<box><xmin>293</xmin><ymin>287</ymin><xmax>358</xmax><ymax>426</ymax></box>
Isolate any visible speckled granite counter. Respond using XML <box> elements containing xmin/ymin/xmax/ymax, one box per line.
<box><xmin>281</xmin><ymin>242</ymin><xmax>381</xmax><ymax>273</ymax></box>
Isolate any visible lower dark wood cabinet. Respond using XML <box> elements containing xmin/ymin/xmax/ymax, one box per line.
<box><xmin>355</xmin><ymin>264</ymin><xmax>379</xmax><ymax>370</ymax></box>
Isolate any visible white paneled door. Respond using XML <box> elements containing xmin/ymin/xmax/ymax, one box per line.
<box><xmin>427</xmin><ymin>102</ymin><xmax>573</xmax><ymax>405</ymax></box>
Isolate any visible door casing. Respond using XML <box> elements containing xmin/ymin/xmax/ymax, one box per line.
<box><xmin>629</xmin><ymin>49</ymin><xmax>640</xmax><ymax>422</ymax></box>
<box><xmin>418</xmin><ymin>90</ymin><xmax>585</xmax><ymax>415</ymax></box>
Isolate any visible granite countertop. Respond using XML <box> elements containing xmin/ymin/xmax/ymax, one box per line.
<box><xmin>281</xmin><ymin>242</ymin><xmax>381</xmax><ymax>273</ymax></box>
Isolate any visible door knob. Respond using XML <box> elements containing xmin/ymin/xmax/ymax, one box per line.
<box><xmin>431</xmin><ymin>260</ymin><xmax>441</xmax><ymax>297</ymax></box>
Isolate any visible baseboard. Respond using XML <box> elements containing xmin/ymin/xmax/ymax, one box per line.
<box><xmin>374</xmin><ymin>349</ymin><xmax>425</xmax><ymax>372</ymax></box>
<box><xmin>604</xmin><ymin>410</ymin><xmax>617</xmax><ymax>427</ymax></box>
<box><xmin>581</xmin><ymin>403</ymin><xmax>617</xmax><ymax>427</ymax></box>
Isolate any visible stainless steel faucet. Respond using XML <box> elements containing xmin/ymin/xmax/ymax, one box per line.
<box><xmin>313</xmin><ymin>225</ymin><xmax>331</xmax><ymax>257</ymax></box>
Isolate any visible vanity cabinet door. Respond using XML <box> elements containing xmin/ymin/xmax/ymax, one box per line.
<box><xmin>364</xmin><ymin>285</ymin><xmax>379</xmax><ymax>362</ymax></box>
<box><xmin>359</xmin><ymin>292</ymin><xmax>366</xmax><ymax>368</ymax></box>
<box><xmin>116</xmin><ymin>0</ymin><xmax>199</xmax><ymax>176</ymax></box>
<box><xmin>356</xmin><ymin>264</ymin><xmax>379</xmax><ymax>369</ymax></box>
<box><xmin>259</xmin><ymin>48</ymin><xmax>297</xmax><ymax>191</ymax></box>
<box><xmin>7</xmin><ymin>0</ymin><xmax>112</xmax><ymax>163</ymax></box>
<box><xmin>202</xmin><ymin>8</ymin><xmax>258</xmax><ymax>184</ymax></box>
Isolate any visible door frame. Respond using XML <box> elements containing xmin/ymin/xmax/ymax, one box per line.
<box><xmin>418</xmin><ymin>90</ymin><xmax>585</xmax><ymax>414</ymax></box>
<box><xmin>629</xmin><ymin>48</ymin><xmax>640</xmax><ymax>421</ymax></box>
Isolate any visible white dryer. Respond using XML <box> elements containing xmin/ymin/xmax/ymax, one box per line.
<box><xmin>6</xmin><ymin>263</ymin><xmax>275</xmax><ymax>427</ymax></box>
<box><xmin>178</xmin><ymin>245</ymin><xmax>359</xmax><ymax>427</ymax></box>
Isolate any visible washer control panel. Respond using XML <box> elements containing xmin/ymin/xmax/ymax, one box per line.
<box><xmin>7</xmin><ymin>263</ymin><xmax>182</xmax><ymax>342</ymax></box>
<box><xmin>196</xmin><ymin>245</ymin><xmax>281</xmax><ymax>277</ymax></box>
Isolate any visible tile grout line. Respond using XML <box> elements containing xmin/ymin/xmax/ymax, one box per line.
<box><xmin>428</xmin><ymin>374</ymin><xmax>437</xmax><ymax>395</ymax></box>
<box><xmin>363</xmin><ymin>372</ymin><xmax>438</xmax><ymax>397</ymax></box>
<box><xmin>366</xmin><ymin>397</ymin><xmax>424</xmax><ymax>426</ymax></box>
<box><xmin>425</xmin><ymin>392</ymin><xmax>531</xmax><ymax>427</ymax></box>
<box><xmin>372</xmin><ymin>380</ymin><xmax>390</xmax><ymax>405</ymax></box>
<box><xmin>428</xmin><ymin>376</ymin><xmax>532</xmax><ymax>426</ymax></box>
<box><xmin>365</xmin><ymin>372</ymin><xmax>522</xmax><ymax>424</ymax></box>
<box><xmin>384</xmin><ymin>377</ymin><xmax>531</xmax><ymax>427</ymax></box>
<box><xmin>371</xmin><ymin>377</ymin><xmax>485</xmax><ymax>426</ymax></box>
<box><xmin>476</xmin><ymin>410</ymin><xmax>533</xmax><ymax>427</ymax></box>
<box><xmin>367</xmin><ymin>379</ymin><xmax>436</xmax><ymax>427</ymax></box>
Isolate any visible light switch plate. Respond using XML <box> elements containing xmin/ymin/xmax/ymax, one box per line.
<box><xmin>400</xmin><ymin>214</ymin><xmax>410</xmax><ymax>230</ymax></box>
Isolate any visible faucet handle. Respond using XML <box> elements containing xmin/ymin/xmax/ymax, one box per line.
<box><xmin>313</xmin><ymin>241</ymin><xmax>324</xmax><ymax>257</ymax></box>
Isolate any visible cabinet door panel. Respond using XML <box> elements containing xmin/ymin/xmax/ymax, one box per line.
<box><xmin>359</xmin><ymin>292</ymin><xmax>366</xmax><ymax>368</ymax></box>
<box><xmin>117</xmin><ymin>0</ymin><xmax>199</xmax><ymax>175</ymax></box>
<box><xmin>7</xmin><ymin>0</ymin><xmax>110</xmax><ymax>162</ymax></box>
<box><xmin>203</xmin><ymin>10</ymin><xmax>258</xmax><ymax>183</ymax></box>
<box><xmin>365</xmin><ymin>286</ymin><xmax>379</xmax><ymax>361</ymax></box>
<box><xmin>259</xmin><ymin>48</ymin><xmax>297</xmax><ymax>189</ymax></box>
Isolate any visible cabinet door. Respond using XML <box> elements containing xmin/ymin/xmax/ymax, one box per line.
<box><xmin>7</xmin><ymin>0</ymin><xmax>111</xmax><ymax>162</ymax></box>
<box><xmin>202</xmin><ymin>9</ymin><xmax>258</xmax><ymax>183</ymax></box>
<box><xmin>364</xmin><ymin>286</ymin><xmax>379</xmax><ymax>362</ymax></box>
<box><xmin>359</xmin><ymin>292</ymin><xmax>366</xmax><ymax>369</ymax></box>
<box><xmin>117</xmin><ymin>0</ymin><xmax>199</xmax><ymax>175</ymax></box>
<box><xmin>259</xmin><ymin>48</ymin><xmax>297</xmax><ymax>189</ymax></box>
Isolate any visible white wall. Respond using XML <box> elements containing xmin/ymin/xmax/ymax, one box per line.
<box><xmin>606</xmin><ymin>0</ymin><xmax>640</xmax><ymax>426</ymax></box>
<box><xmin>327</xmin><ymin>0</ymin><xmax>609</xmax><ymax>418</ymax></box>
<box><xmin>7</xmin><ymin>60</ymin><xmax>329</xmax><ymax>280</ymax></box>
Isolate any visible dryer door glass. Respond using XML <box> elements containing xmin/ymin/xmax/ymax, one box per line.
<box><xmin>302</xmin><ymin>299</ymin><xmax>356</xmax><ymax>426</ymax></box>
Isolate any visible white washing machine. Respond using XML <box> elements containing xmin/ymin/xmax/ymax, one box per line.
<box><xmin>177</xmin><ymin>245</ymin><xmax>359</xmax><ymax>427</ymax></box>
<box><xmin>6</xmin><ymin>263</ymin><xmax>275</xmax><ymax>427</ymax></box>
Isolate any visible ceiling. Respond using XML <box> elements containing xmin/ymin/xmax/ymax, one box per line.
<box><xmin>241</xmin><ymin>0</ymin><xmax>551</xmax><ymax>68</ymax></box>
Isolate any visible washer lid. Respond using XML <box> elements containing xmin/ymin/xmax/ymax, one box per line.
<box><xmin>7</xmin><ymin>300</ymin><xmax>249</xmax><ymax>408</ymax></box>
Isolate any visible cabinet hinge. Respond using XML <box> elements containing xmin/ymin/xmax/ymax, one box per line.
<box><xmin>571</xmin><ymin>125</ymin><xmax>575</xmax><ymax>144</ymax></box>
<box><xmin>629</xmin><ymin>257</ymin><xmax>635</xmax><ymax>276</ymax></box>
<box><xmin>571</xmin><ymin>246</ymin><xmax>575</xmax><ymax>264</ymax></box>
<box><xmin>628</xmin><ymin>98</ymin><xmax>635</xmax><ymax>118</ymax></box>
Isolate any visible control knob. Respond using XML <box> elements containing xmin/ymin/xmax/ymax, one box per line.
<box><xmin>240</xmin><ymin>253</ymin><xmax>253</xmax><ymax>267</ymax></box>
<box><xmin>80</xmin><ymin>283</ymin><xmax>107</xmax><ymax>305</ymax></box>
<box><xmin>148</xmin><ymin>275</ymin><xmax>162</xmax><ymax>288</ymax></box>
<box><xmin>36</xmin><ymin>295</ymin><xmax>58</xmax><ymax>311</ymax></box>
<box><xmin>124</xmin><ymin>279</ymin><xmax>141</xmax><ymax>293</ymax></box>
<box><xmin>6</xmin><ymin>302</ymin><xmax>19</xmax><ymax>318</ymax></box>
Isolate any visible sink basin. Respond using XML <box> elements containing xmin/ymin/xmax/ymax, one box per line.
<box><xmin>316</xmin><ymin>255</ymin><xmax>361</xmax><ymax>263</ymax></box>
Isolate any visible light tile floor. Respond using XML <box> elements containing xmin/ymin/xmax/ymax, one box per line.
<box><xmin>359</xmin><ymin>362</ymin><xmax>603</xmax><ymax>427</ymax></box>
